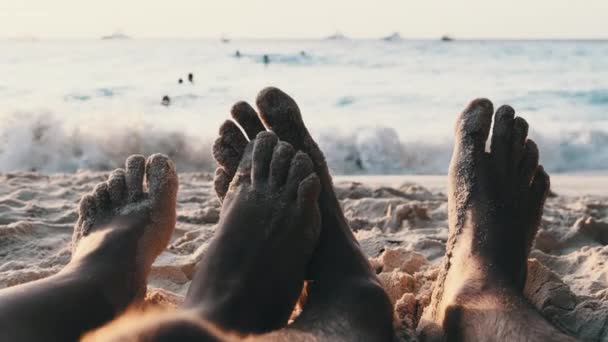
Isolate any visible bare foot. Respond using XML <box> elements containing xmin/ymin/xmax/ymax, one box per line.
<box><xmin>417</xmin><ymin>100</ymin><xmax>562</xmax><ymax>339</ymax></box>
<box><xmin>69</xmin><ymin>154</ymin><xmax>178</xmax><ymax>311</ymax></box>
<box><xmin>212</xmin><ymin>88</ymin><xmax>394</xmax><ymax>341</ymax></box>
<box><xmin>185</xmin><ymin>132</ymin><xmax>321</xmax><ymax>334</ymax></box>
<box><xmin>0</xmin><ymin>155</ymin><xmax>177</xmax><ymax>341</ymax></box>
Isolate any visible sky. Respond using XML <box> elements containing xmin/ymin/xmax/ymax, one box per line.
<box><xmin>1</xmin><ymin>0</ymin><xmax>607</xmax><ymax>39</ymax></box>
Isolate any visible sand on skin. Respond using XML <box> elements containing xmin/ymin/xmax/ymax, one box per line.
<box><xmin>0</xmin><ymin>172</ymin><xmax>606</xmax><ymax>341</ymax></box>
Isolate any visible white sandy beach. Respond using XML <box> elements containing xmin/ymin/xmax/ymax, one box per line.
<box><xmin>0</xmin><ymin>172</ymin><xmax>606</xmax><ymax>341</ymax></box>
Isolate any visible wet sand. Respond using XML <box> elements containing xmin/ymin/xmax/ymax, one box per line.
<box><xmin>0</xmin><ymin>172</ymin><xmax>606</xmax><ymax>341</ymax></box>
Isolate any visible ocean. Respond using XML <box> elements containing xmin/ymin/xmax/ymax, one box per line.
<box><xmin>0</xmin><ymin>38</ymin><xmax>607</xmax><ymax>174</ymax></box>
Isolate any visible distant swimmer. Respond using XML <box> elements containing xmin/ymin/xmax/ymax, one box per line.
<box><xmin>188</xmin><ymin>73</ymin><xmax>194</xmax><ymax>83</ymax></box>
<box><xmin>263</xmin><ymin>54</ymin><xmax>270</xmax><ymax>65</ymax></box>
<box><xmin>178</xmin><ymin>79</ymin><xmax>183</xmax><ymax>84</ymax></box>
<box><xmin>345</xmin><ymin>153</ymin><xmax>364</xmax><ymax>171</ymax></box>
<box><xmin>235</xmin><ymin>50</ymin><xmax>241</xmax><ymax>58</ymax></box>
<box><xmin>161</xmin><ymin>95</ymin><xmax>171</xmax><ymax>106</ymax></box>
<box><xmin>300</xmin><ymin>51</ymin><xmax>307</xmax><ymax>57</ymax></box>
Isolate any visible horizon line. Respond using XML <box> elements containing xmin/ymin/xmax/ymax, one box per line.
<box><xmin>2</xmin><ymin>35</ymin><xmax>608</xmax><ymax>41</ymax></box>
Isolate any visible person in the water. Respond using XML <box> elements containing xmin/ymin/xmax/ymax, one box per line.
<box><xmin>188</xmin><ymin>73</ymin><xmax>194</xmax><ymax>83</ymax></box>
<box><xmin>161</xmin><ymin>95</ymin><xmax>171</xmax><ymax>106</ymax></box>
<box><xmin>263</xmin><ymin>54</ymin><xmax>270</xmax><ymax>65</ymax></box>
<box><xmin>235</xmin><ymin>50</ymin><xmax>241</xmax><ymax>58</ymax></box>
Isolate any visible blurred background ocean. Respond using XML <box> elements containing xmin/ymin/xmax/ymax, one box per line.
<box><xmin>0</xmin><ymin>38</ymin><xmax>607</xmax><ymax>174</ymax></box>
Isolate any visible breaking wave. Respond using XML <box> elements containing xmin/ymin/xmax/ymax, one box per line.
<box><xmin>0</xmin><ymin>112</ymin><xmax>215</xmax><ymax>173</ymax></box>
<box><xmin>1</xmin><ymin>112</ymin><xmax>607</xmax><ymax>175</ymax></box>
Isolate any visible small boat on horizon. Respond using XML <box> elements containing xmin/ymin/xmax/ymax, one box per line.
<box><xmin>325</xmin><ymin>32</ymin><xmax>347</xmax><ymax>40</ymax></box>
<box><xmin>101</xmin><ymin>31</ymin><xmax>130</xmax><ymax>40</ymax></box>
<box><xmin>441</xmin><ymin>35</ymin><xmax>454</xmax><ymax>42</ymax></box>
<box><xmin>382</xmin><ymin>32</ymin><xmax>402</xmax><ymax>42</ymax></box>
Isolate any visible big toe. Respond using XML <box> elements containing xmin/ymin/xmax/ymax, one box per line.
<box><xmin>449</xmin><ymin>99</ymin><xmax>494</xmax><ymax>197</ymax></box>
<box><xmin>454</xmin><ymin>98</ymin><xmax>494</xmax><ymax>157</ymax></box>
<box><xmin>256</xmin><ymin>87</ymin><xmax>309</xmax><ymax>151</ymax></box>
<box><xmin>145</xmin><ymin>154</ymin><xmax>178</xmax><ymax>216</ymax></box>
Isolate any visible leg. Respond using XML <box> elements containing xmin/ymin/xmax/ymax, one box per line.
<box><xmin>212</xmin><ymin>89</ymin><xmax>395</xmax><ymax>341</ymax></box>
<box><xmin>0</xmin><ymin>154</ymin><xmax>178</xmax><ymax>341</ymax></box>
<box><xmin>417</xmin><ymin>100</ymin><xmax>575</xmax><ymax>341</ymax></box>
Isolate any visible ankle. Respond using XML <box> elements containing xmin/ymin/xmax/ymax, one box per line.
<box><xmin>63</xmin><ymin>252</ymin><xmax>143</xmax><ymax>312</ymax></box>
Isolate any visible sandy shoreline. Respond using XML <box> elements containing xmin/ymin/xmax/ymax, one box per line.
<box><xmin>336</xmin><ymin>173</ymin><xmax>608</xmax><ymax>196</ymax></box>
<box><xmin>0</xmin><ymin>172</ymin><xmax>607</xmax><ymax>340</ymax></box>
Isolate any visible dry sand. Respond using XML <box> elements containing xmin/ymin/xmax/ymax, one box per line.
<box><xmin>0</xmin><ymin>172</ymin><xmax>606</xmax><ymax>341</ymax></box>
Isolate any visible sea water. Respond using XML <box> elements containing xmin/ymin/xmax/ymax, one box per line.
<box><xmin>0</xmin><ymin>38</ymin><xmax>607</xmax><ymax>174</ymax></box>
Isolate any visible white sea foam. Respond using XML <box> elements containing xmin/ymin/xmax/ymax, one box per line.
<box><xmin>0</xmin><ymin>112</ymin><xmax>214</xmax><ymax>172</ymax></box>
<box><xmin>1</xmin><ymin>111</ymin><xmax>607</xmax><ymax>174</ymax></box>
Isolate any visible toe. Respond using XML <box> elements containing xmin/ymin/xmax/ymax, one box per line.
<box><xmin>519</xmin><ymin>139</ymin><xmax>539</xmax><ymax>188</ymax></box>
<box><xmin>256</xmin><ymin>87</ymin><xmax>309</xmax><ymax>151</ymax></box>
<box><xmin>269</xmin><ymin>141</ymin><xmax>296</xmax><ymax>190</ymax></box>
<box><xmin>93</xmin><ymin>182</ymin><xmax>111</xmax><ymax>216</ymax></box>
<box><xmin>78</xmin><ymin>194</ymin><xmax>96</xmax><ymax>236</ymax></box>
<box><xmin>214</xmin><ymin>167</ymin><xmax>231</xmax><ymax>202</ymax></box>
<box><xmin>255</xmin><ymin>87</ymin><xmax>332</xmax><ymax>191</ymax></box>
<box><xmin>231</xmin><ymin>101</ymin><xmax>266</xmax><ymax>140</ymax></box>
<box><xmin>107</xmin><ymin>168</ymin><xmax>127</xmax><ymax>208</ymax></box>
<box><xmin>286</xmin><ymin>151</ymin><xmax>314</xmax><ymax>197</ymax></box>
<box><xmin>490</xmin><ymin>105</ymin><xmax>515</xmax><ymax>178</ymax></box>
<box><xmin>528</xmin><ymin>166</ymin><xmax>550</xmax><ymax>245</ymax></box>
<box><xmin>449</xmin><ymin>99</ymin><xmax>494</xmax><ymax>193</ymax></box>
<box><xmin>491</xmin><ymin>105</ymin><xmax>515</xmax><ymax>145</ymax></box>
<box><xmin>530</xmin><ymin>166</ymin><xmax>550</xmax><ymax>210</ymax></box>
<box><xmin>511</xmin><ymin>117</ymin><xmax>529</xmax><ymax>167</ymax></box>
<box><xmin>453</xmin><ymin>98</ymin><xmax>494</xmax><ymax>157</ymax></box>
<box><xmin>79</xmin><ymin>194</ymin><xmax>96</xmax><ymax>222</ymax></box>
<box><xmin>232</xmin><ymin>142</ymin><xmax>254</xmax><ymax>187</ymax></box>
<box><xmin>297</xmin><ymin>173</ymin><xmax>321</xmax><ymax>208</ymax></box>
<box><xmin>513</xmin><ymin>117</ymin><xmax>529</xmax><ymax>146</ymax></box>
<box><xmin>298</xmin><ymin>173</ymin><xmax>322</xmax><ymax>240</ymax></box>
<box><xmin>212</xmin><ymin>120</ymin><xmax>248</xmax><ymax>176</ymax></box>
<box><xmin>145</xmin><ymin>154</ymin><xmax>178</xmax><ymax>213</ymax></box>
<box><xmin>126</xmin><ymin>155</ymin><xmax>146</xmax><ymax>202</ymax></box>
<box><xmin>212</xmin><ymin>136</ymin><xmax>240</xmax><ymax>176</ymax></box>
<box><xmin>252</xmin><ymin>131</ymin><xmax>278</xmax><ymax>186</ymax></box>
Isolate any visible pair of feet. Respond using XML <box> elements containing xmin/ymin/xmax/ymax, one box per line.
<box><xmin>72</xmin><ymin>87</ymin><xmax>392</xmax><ymax>338</ymax></box>
<box><xmin>70</xmin><ymin>88</ymin><xmax>550</xmax><ymax>340</ymax></box>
